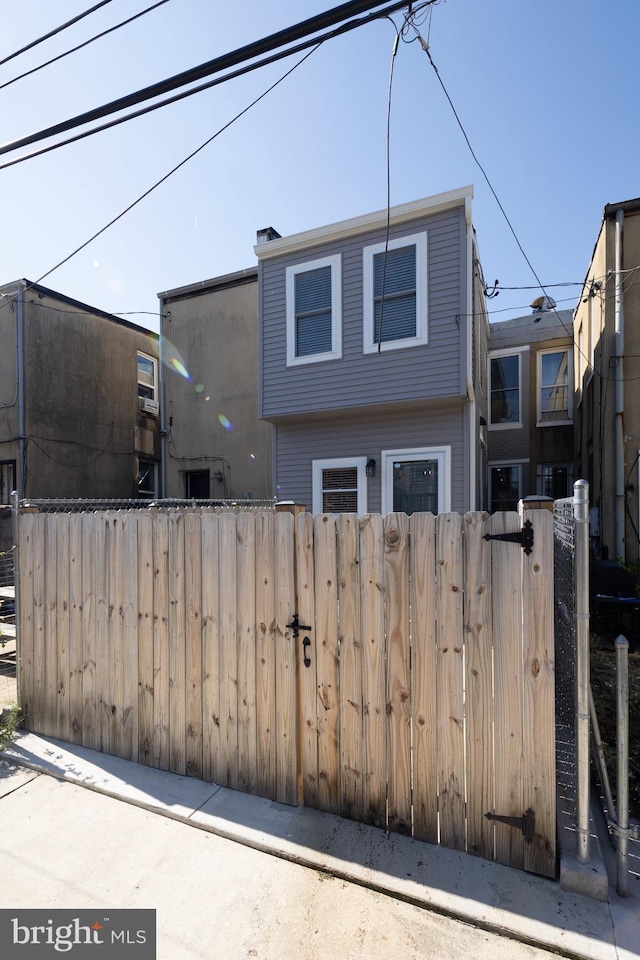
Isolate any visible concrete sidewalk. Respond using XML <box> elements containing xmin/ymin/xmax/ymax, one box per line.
<box><xmin>1</xmin><ymin>732</ymin><xmax>638</xmax><ymax>960</ymax></box>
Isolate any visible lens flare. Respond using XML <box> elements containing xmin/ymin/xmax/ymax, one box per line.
<box><xmin>195</xmin><ymin>384</ymin><xmax>204</xmax><ymax>394</ymax></box>
<box><xmin>218</xmin><ymin>414</ymin><xmax>233</xmax><ymax>431</ymax></box>
<box><xmin>160</xmin><ymin>336</ymin><xmax>191</xmax><ymax>381</ymax></box>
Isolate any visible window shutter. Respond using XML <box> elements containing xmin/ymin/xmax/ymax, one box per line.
<box><xmin>373</xmin><ymin>245</ymin><xmax>417</xmax><ymax>343</ymax></box>
<box><xmin>295</xmin><ymin>266</ymin><xmax>332</xmax><ymax>357</ymax></box>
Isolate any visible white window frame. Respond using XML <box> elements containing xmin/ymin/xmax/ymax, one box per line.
<box><xmin>488</xmin><ymin>347</ymin><xmax>526</xmax><ymax>430</ymax></box>
<box><xmin>488</xmin><ymin>461</ymin><xmax>524</xmax><ymax>512</ymax></box>
<box><xmin>536</xmin><ymin>346</ymin><xmax>572</xmax><ymax>427</ymax></box>
<box><xmin>137</xmin><ymin>351</ymin><xmax>158</xmax><ymax>402</ymax></box>
<box><xmin>362</xmin><ymin>232</ymin><xmax>428</xmax><ymax>354</ymax></box>
<box><xmin>381</xmin><ymin>446</ymin><xmax>451</xmax><ymax>515</ymax></box>
<box><xmin>286</xmin><ymin>254</ymin><xmax>342</xmax><ymax>367</ymax></box>
<box><xmin>312</xmin><ymin>457</ymin><xmax>368</xmax><ymax>515</ymax></box>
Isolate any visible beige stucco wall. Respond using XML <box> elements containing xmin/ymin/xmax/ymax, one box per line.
<box><xmin>161</xmin><ymin>272</ymin><xmax>272</xmax><ymax>500</ymax></box>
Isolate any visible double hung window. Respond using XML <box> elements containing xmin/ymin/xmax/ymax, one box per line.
<box><xmin>537</xmin><ymin>348</ymin><xmax>571</xmax><ymax>424</ymax></box>
<box><xmin>489</xmin><ymin>351</ymin><xmax>521</xmax><ymax>427</ymax></box>
<box><xmin>312</xmin><ymin>458</ymin><xmax>367</xmax><ymax>514</ymax></box>
<box><xmin>363</xmin><ymin>233</ymin><xmax>428</xmax><ymax>353</ymax></box>
<box><xmin>286</xmin><ymin>255</ymin><xmax>341</xmax><ymax>366</ymax></box>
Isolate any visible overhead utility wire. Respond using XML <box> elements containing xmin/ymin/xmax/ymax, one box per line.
<box><xmin>0</xmin><ymin>1</ymin><xmax>172</xmax><ymax>93</ymax></box>
<box><xmin>12</xmin><ymin>45</ymin><xmax>322</xmax><ymax>296</ymax></box>
<box><xmin>0</xmin><ymin>0</ymin><xmax>411</xmax><ymax>159</ymax></box>
<box><xmin>0</xmin><ymin>0</ymin><xmax>115</xmax><ymax>68</ymax></box>
<box><xmin>0</xmin><ymin>0</ymin><xmax>419</xmax><ymax>172</ymax></box>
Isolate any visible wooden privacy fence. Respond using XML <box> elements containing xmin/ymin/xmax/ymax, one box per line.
<box><xmin>17</xmin><ymin>506</ymin><xmax>556</xmax><ymax>877</ymax></box>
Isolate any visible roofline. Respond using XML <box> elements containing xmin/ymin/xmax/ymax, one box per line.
<box><xmin>604</xmin><ymin>197</ymin><xmax>640</xmax><ymax>219</ymax></box>
<box><xmin>158</xmin><ymin>266</ymin><xmax>257</xmax><ymax>303</ymax></box>
<box><xmin>254</xmin><ymin>185</ymin><xmax>474</xmax><ymax>260</ymax></box>
<box><xmin>0</xmin><ymin>279</ymin><xmax>158</xmax><ymax>337</ymax></box>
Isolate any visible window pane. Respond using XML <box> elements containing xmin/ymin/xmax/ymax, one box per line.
<box><xmin>490</xmin><ymin>465</ymin><xmax>519</xmax><ymax>512</ymax></box>
<box><xmin>491</xmin><ymin>355</ymin><xmax>520</xmax><ymax>423</ymax></box>
<box><xmin>137</xmin><ymin>354</ymin><xmax>155</xmax><ymax>386</ymax></box>
<box><xmin>373</xmin><ymin>245</ymin><xmax>417</xmax><ymax>343</ymax></box>
<box><xmin>392</xmin><ymin>459</ymin><xmax>438</xmax><ymax>515</ymax></box>
<box><xmin>295</xmin><ymin>266</ymin><xmax>332</xmax><ymax>357</ymax></box>
<box><xmin>538</xmin><ymin>464</ymin><xmax>571</xmax><ymax>499</ymax></box>
<box><xmin>137</xmin><ymin>459</ymin><xmax>157</xmax><ymax>498</ymax></box>
<box><xmin>321</xmin><ymin>467</ymin><xmax>357</xmax><ymax>513</ymax></box>
<box><xmin>540</xmin><ymin>351</ymin><xmax>569</xmax><ymax>421</ymax></box>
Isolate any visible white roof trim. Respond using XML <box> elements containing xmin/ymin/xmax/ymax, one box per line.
<box><xmin>254</xmin><ymin>185</ymin><xmax>473</xmax><ymax>260</ymax></box>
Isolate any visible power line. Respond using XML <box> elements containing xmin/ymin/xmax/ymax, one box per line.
<box><xmin>0</xmin><ymin>0</ymin><xmax>412</xmax><ymax>160</ymax></box>
<box><xmin>0</xmin><ymin>1</ymin><xmax>172</xmax><ymax>93</ymax></box>
<box><xmin>0</xmin><ymin>1</ymin><xmax>115</xmax><ymax>68</ymax></box>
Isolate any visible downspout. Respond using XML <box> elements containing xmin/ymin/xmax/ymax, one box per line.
<box><xmin>17</xmin><ymin>281</ymin><xmax>25</xmax><ymax>497</ymax></box>
<box><xmin>465</xmin><ymin>195</ymin><xmax>476</xmax><ymax>511</ymax></box>
<box><xmin>614</xmin><ymin>209</ymin><xmax>624</xmax><ymax>560</ymax></box>
<box><xmin>159</xmin><ymin>297</ymin><xmax>166</xmax><ymax>498</ymax></box>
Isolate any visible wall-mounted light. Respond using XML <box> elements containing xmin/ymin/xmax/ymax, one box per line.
<box><xmin>366</xmin><ymin>458</ymin><xmax>376</xmax><ymax>478</ymax></box>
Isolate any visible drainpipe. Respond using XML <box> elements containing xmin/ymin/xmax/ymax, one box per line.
<box><xmin>17</xmin><ymin>281</ymin><xmax>25</xmax><ymax>497</ymax></box>
<box><xmin>158</xmin><ymin>297</ymin><xmax>166</xmax><ymax>498</ymax></box>
<box><xmin>614</xmin><ymin>210</ymin><xmax>624</xmax><ymax>561</ymax></box>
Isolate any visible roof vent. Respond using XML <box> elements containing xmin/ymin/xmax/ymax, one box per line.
<box><xmin>256</xmin><ymin>226</ymin><xmax>281</xmax><ymax>244</ymax></box>
<box><xmin>530</xmin><ymin>294</ymin><xmax>556</xmax><ymax>313</ymax></box>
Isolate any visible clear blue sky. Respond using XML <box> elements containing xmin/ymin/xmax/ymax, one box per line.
<box><xmin>2</xmin><ymin>0</ymin><xmax>639</xmax><ymax>333</ymax></box>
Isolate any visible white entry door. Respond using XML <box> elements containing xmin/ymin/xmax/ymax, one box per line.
<box><xmin>382</xmin><ymin>447</ymin><xmax>451</xmax><ymax>515</ymax></box>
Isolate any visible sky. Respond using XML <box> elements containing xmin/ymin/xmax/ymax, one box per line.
<box><xmin>1</xmin><ymin>0</ymin><xmax>639</xmax><ymax>334</ymax></box>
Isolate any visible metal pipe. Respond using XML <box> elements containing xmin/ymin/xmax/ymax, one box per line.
<box><xmin>614</xmin><ymin>209</ymin><xmax>625</xmax><ymax>561</ymax></box>
<box><xmin>574</xmin><ymin>479</ymin><xmax>591</xmax><ymax>861</ymax></box>
<box><xmin>589</xmin><ymin>684</ymin><xmax>616</xmax><ymax>820</ymax></box>
<box><xmin>10</xmin><ymin>490</ymin><xmax>20</xmax><ymax>708</ymax></box>
<box><xmin>615</xmin><ymin>634</ymin><xmax>629</xmax><ymax>896</ymax></box>
<box><xmin>16</xmin><ymin>281</ymin><xmax>25</xmax><ymax>497</ymax></box>
<box><xmin>158</xmin><ymin>300</ymin><xmax>166</xmax><ymax>499</ymax></box>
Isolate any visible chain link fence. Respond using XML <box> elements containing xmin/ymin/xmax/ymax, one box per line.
<box><xmin>554</xmin><ymin>496</ymin><xmax>576</xmax><ymax>735</ymax></box>
<box><xmin>17</xmin><ymin>497</ymin><xmax>278</xmax><ymax>514</ymax></box>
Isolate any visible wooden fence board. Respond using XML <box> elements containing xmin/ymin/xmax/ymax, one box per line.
<box><xmin>255</xmin><ymin>512</ymin><xmax>277</xmax><ymax>799</ymax></box>
<box><xmin>491</xmin><ymin>511</ymin><xmax>525</xmax><ymax>870</ymax></box>
<box><xmin>295</xmin><ymin>512</ymin><xmax>317</xmax><ymax>808</ymax></box>
<box><xmin>168</xmin><ymin>512</ymin><xmax>186</xmax><ymax>775</ymax></box>
<box><xmin>436</xmin><ymin>513</ymin><xmax>465</xmax><ymax>851</ymax></box>
<box><xmin>314</xmin><ymin>514</ymin><xmax>340</xmax><ymax>816</ymax></box>
<box><xmin>219</xmin><ymin>513</ymin><xmax>238</xmax><ymax>788</ymax></box>
<box><xmin>410</xmin><ymin>511</ymin><xmax>438</xmax><ymax>843</ymax></box>
<box><xmin>17</xmin><ymin>514</ymin><xmax>35</xmax><ymax>727</ymax></box>
<box><xmin>152</xmin><ymin>513</ymin><xmax>170</xmax><ymax>770</ymax></box>
<box><xmin>55</xmin><ymin>513</ymin><xmax>71</xmax><ymax>744</ymax></box>
<box><xmin>108</xmin><ymin>515</ymin><xmax>124</xmax><ymax>757</ymax></box>
<box><xmin>236</xmin><ymin>513</ymin><xmax>257</xmax><ymax>794</ymax></box>
<box><xmin>81</xmin><ymin>513</ymin><xmax>98</xmax><ymax>750</ymax></box>
<box><xmin>384</xmin><ymin>513</ymin><xmax>411</xmax><ymax>835</ymax></box>
<box><xmin>184</xmin><ymin>511</ymin><xmax>203</xmax><ymax>778</ymax></box>
<box><xmin>137</xmin><ymin>513</ymin><xmax>154</xmax><ymax>766</ymax></box>
<box><xmin>44</xmin><ymin>515</ymin><xmax>58</xmax><ymax>739</ymax></box>
<box><xmin>464</xmin><ymin>511</ymin><xmax>494</xmax><ymax>860</ymax></box>
<box><xmin>522</xmin><ymin>510</ymin><xmax>556</xmax><ymax>877</ymax></box>
<box><xmin>31</xmin><ymin>513</ymin><xmax>47</xmax><ymax>735</ymax></box>
<box><xmin>336</xmin><ymin>514</ymin><xmax>362</xmax><ymax>822</ymax></box>
<box><xmin>68</xmin><ymin>513</ymin><xmax>83</xmax><ymax>744</ymax></box>
<box><xmin>359</xmin><ymin>514</ymin><xmax>386</xmax><ymax>828</ymax></box>
<box><xmin>120</xmin><ymin>514</ymin><xmax>139</xmax><ymax>762</ymax></box>
<box><xmin>275</xmin><ymin>511</ymin><xmax>296</xmax><ymax>805</ymax></box>
<box><xmin>201</xmin><ymin>512</ymin><xmax>221</xmax><ymax>784</ymax></box>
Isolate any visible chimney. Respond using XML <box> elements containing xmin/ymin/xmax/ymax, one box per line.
<box><xmin>256</xmin><ymin>227</ymin><xmax>281</xmax><ymax>244</ymax></box>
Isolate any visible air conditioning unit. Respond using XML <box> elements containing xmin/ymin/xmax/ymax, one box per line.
<box><xmin>138</xmin><ymin>397</ymin><xmax>159</xmax><ymax>415</ymax></box>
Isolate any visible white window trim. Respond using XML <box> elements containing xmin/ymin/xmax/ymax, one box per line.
<box><xmin>312</xmin><ymin>457</ymin><xmax>367</xmax><ymax>515</ymax></box>
<box><xmin>381</xmin><ymin>446</ymin><xmax>451</xmax><ymax>515</ymax></box>
<box><xmin>488</xmin><ymin>346</ymin><xmax>527</xmax><ymax>430</ymax></box>
<box><xmin>286</xmin><ymin>254</ymin><xmax>342</xmax><ymax>367</ymax></box>
<box><xmin>362</xmin><ymin>232</ymin><xmax>428</xmax><ymax>354</ymax></box>
<box><xmin>137</xmin><ymin>351</ymin><xmax>158</xmax><ymax>401</ymax></box>
<box><xmin>488</xmin><ymin>461</ymin><xmax>523</xmax><ymax>511</ymax></box>
<box><xmin>536</xmin><ymin>346</ymin><xmax>573</xmax><ymax>427</ymax></box>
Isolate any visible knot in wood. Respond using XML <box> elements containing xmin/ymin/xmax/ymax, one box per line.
<box><xmin>385</xmin><ymin>530</ymin><xmax>400</xmax><ymax>547</ymax></box>
<box><xmin>531</xmin><ymin>658</ymin><xmax>541</xmax><ymax>678</ymax></box>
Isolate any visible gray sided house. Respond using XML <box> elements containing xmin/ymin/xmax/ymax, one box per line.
<box><xmin>158</xmin><ymin>269</ymin><xmax>272</xmax><ymax>501</ymax></box>
<box><xmin>487</xmin><ymin>306</ymin><xmax>574</xmax><ymax>511</ymax></box>
<box><xmin>0</xmin><ymin>279</ymin><xmax>160</xmax><ymax>517</ymax></box>
<box><xmin>256</xmin><ymin>186</ymin><xmax>489</xmax><ymax>515</ymax></box>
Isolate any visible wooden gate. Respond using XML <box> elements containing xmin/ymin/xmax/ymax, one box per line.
<box><xmin>17</xmin><ymin>506</ymin><xmax>555</xmax><ymax>877</ymax></box>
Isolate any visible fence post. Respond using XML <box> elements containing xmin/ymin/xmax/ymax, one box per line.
<box><xmin>574</xmin><ymin>479</ymin><xmax>590</xmax><ymax>863</ymax></box>
<box><xmin>615</xmin><ymin>634</ymin><xmax>629</xmax><ymax>896</ymax></box>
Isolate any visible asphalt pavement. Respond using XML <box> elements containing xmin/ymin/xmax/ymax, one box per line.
<box><xmin>0</xmin><ymin>732</ymin><xmax>638</xmax><ymax>960</ymax></box>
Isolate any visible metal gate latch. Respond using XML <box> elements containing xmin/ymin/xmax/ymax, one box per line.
<box><xmin>485</xmin><ymin>807</ymin><xmax>535</xmax><ymax>843</ymax></box>
<box><xmin>483</xmin><ymin>519</ymin><xmax>534</xmax><ymax>555</ymax></box>
<box><xmin>287</xmin><ymin>614</ymin><xmax>313</xmax><ymax>668</ymax></box>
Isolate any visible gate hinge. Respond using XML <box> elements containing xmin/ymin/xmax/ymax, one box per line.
<box><xmin>483</xmin><ymin>519</ymin><xmax>534</xmax><ymax>555</ymax></box>
<box><xmin>485</xmin><ymin>807</ymin><xmax>535</xmax><ymax>843</ymax></box>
